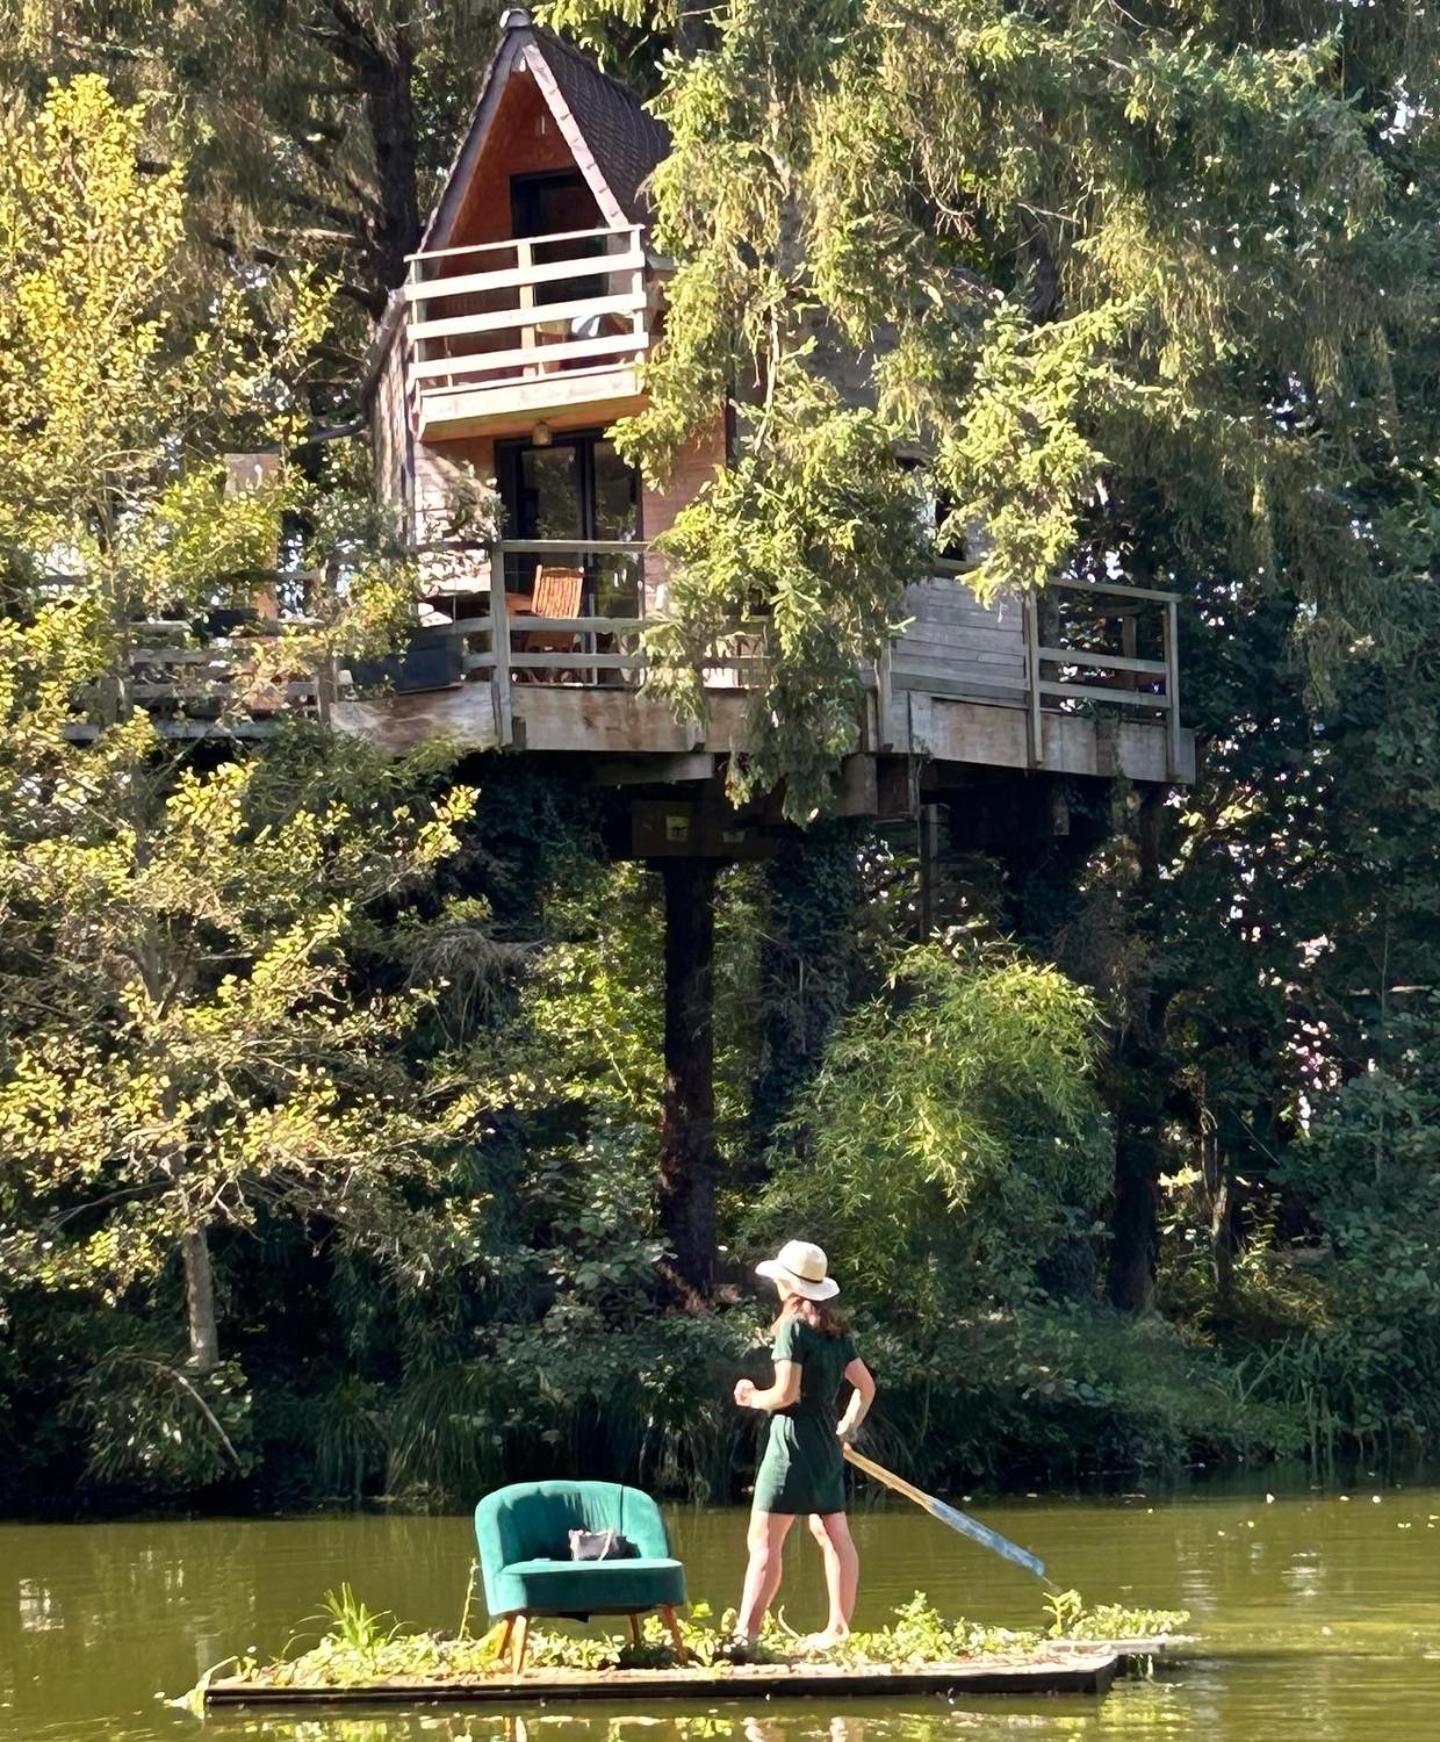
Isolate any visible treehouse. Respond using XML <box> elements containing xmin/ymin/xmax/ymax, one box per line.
<box><xmin>344</xmin><ymin>7</ymin><xmax>1193</xmax><ymax>842</ymax></box>
<box><xmin>85</xmin><ymin>11</ymin><xmax>1199</xmax><ymax>1297</ymax></box>
<box><xmin>111</xmin><ymin>11</ymin><xmax>1191</xmax><ymax>859</ymax></box>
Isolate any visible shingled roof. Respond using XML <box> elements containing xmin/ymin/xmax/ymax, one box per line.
<box><xmin>418</xmin><ymin>7</ymin><xmax>670</xmax><ymax>254</ymax></box>
<box><xmin>525</xmin><ymin>25</ymin><xmax>670</xmax><ymax>225</ymax></box>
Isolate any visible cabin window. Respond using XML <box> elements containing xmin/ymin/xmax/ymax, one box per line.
<box><xmin>510</xmin><ymin>169</ymin><xmax>600</xmax><ymax>238</ymax></box>
<box><xmin>510</xmin><ymin>169</ymin><xmax>606</xmax><ymax>305</ymax></box>
<box><xmin>496</xmin><ymin>430</ymin><xmax>640</xmax><ymax>617</ymax></box>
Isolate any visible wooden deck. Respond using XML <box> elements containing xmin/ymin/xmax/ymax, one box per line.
<box><xmin>203</xmin><ymin>1649</ymin><xmax>1127</xmax><ymax>1708</ymax></box>
<box><xmin>69</xmin><ymin>542</ymin><xmax>1195</xmax><ymax>791</ymax></box>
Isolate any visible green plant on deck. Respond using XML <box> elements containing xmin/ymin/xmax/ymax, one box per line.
<box><xmin>215</xmin><ymin>1588</ymin><xmax>1187</xmax><ymax>1695</ymax></box>
<box><xmin>317</xmin><ymin>1585</ymin><xmax>404</xmax><ymax>1660</ymax></box>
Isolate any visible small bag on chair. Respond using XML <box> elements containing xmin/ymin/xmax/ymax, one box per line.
<box><xmin>567</xmin><ymin>1527</ymin><xmax>638</xmax><ymax>1561</ymax></box>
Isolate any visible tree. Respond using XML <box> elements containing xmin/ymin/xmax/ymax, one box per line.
<box><xmin>0</xmin><ymin>75</ymin><xmax>473</xmax><ymax>1486</ymax></box>
<box><xmin>754</xmin><ymin>937</ymin><xmax>1111</xmax><ymax>1319</ymax></box>
<box><xmin>550</xmin><ymin>0</ymin><xmax>1437</xmax><ymax>816</ymax></box>
<box><xmin>0</xmin><ymin>706</ymin><xmax>473</xmax><ymax>1370</ymax></box>
<box><xmin>2</xmin><ymin>0</ymin><xmax>505</xmax><ymax>317</ymax></box>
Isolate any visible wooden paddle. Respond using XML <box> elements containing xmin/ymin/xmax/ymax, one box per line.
<box><xmin>842</xmin><ymin>1444</ymin><xmax>1056</xmax><ymax>1587</ymax></box>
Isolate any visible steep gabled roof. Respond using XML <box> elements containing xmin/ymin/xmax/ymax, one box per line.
<box><xmin>419</xmin><ymin>7</ymin><xmax>670</xmax><ymax>254</ymax></box>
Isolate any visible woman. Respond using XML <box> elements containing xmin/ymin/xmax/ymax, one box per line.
<box><xmin>732</xmin><ymin>1239</ymin><xmax>876</xmax><ymax>1649</ymax></box>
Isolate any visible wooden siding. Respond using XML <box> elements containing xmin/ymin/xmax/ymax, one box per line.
<box><xmin>892</xmin><ymin>576</ymin><xmax>1027</xmax><ymax>704</ymax></box>
<box><xmin>639</xmin><ymin>418</ymin><xmax>727</xmax><ymax>613</ymax></box>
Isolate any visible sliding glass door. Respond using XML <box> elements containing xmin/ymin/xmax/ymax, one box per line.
<box><xmin>496</xmin><ymin>431</ymin><xmax>640</xmax><ymax>616</ymax></box>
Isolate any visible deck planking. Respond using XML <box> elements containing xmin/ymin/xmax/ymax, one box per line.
<box><xmin>203</xmin><ymin>1649</ymin><xmax>1127</xmax><ymax>1708</ymax></box>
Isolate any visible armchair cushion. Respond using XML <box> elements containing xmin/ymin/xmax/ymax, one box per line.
<box><xmin>490</xmin><ymin>1556</ymin><xmax>687</xmax><ymax>1618</ymax></box>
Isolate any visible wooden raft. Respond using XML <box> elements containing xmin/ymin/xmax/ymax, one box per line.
<box><xmin>204</xmin><ymin>1650</ymin><xmax>1123</xmax><ymax>1708</ymax></box>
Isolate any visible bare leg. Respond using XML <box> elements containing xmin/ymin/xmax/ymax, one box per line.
<box><xmin>736</xmin><ymin>1510</ymin><xmax>795</xmax><ymax>1641</ymax></box>
<box><xmin>806</xmin><ymin>1511</ymin><xmax>859</xmax><ymax>1643</ymax></box>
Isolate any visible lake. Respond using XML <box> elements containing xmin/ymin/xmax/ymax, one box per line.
<box><xmin>3</xmin><ymin>1476</ymin><xmax>1439</xmax><ymax>1740</ymax></box>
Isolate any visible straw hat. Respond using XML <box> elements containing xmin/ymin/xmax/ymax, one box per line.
<box><xmin>755</xmin><ymin>1239</ymin><xmax>839</xmax><ymax>1302</ymax></box>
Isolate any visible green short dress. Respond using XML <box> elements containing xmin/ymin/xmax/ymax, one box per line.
<box><xmin>753</xmin><ymin>1316</ymin><xmax>859</xmax><ymax>1516</ymax></box>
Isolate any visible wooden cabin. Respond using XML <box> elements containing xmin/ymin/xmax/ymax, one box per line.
<box><xmin>114</xmin><ymin>9</ymin><xmax>1192</xmax><ymax>850</ymax></box>
<box><xmin>351</xmin><ymin>8</ymin><xmax>1194</xmax><ymax>826</ymax></box>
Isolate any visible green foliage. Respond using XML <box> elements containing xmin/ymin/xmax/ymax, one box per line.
<box><xmin>6</xmin><ymin>8</ymin><xmax>1440</xmax><ymax>1521</ymax></box>
<box><xmin>855</xmin><ymin>1301</ymin><xmax>1301</xmax><ymax>1487</ymax></box>
<box><xmin>551</xmin><ymin>0</ymin><xmax>1437</xmax><ymax>805</ymax></box>
<box><xmin>757</xmin><ymin>937</ymin><xmax>1112</xmax><ymax>1311</ymax></box>
<box><xmin>213</xmin><ymin>1586</ymin><xmax>1187</xmax><ymax>1695</ymax></box>
<box><xmin>2</xmin><ymin>0</ymin><xmax>505</xmax><ymax>315</ymax></box>
<box><xmin>1251</xmin><ymin>1027</ymin><xmax>1440</xmax><ymax>1463</ymax></box>
<box><xmin>69</xmin><ymin>1353</ymin><xmax>257</xmax><ymax>1489</ymax></box>
<box><xmin>642</xmin><ymin>383</ymin><xmax>929</xmax><ymax>818</ymax></box>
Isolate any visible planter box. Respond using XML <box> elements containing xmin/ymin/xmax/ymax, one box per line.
<box><xmin>351</xmin><ymin>631</ymin><xmax>465</xmax><ymax>694</ymax></box>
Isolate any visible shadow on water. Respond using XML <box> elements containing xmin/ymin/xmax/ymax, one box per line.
<box><xmin>4</xmin><ymin>1472</ymin><xmax>1440</xmax><ymax>1740</ymax></box>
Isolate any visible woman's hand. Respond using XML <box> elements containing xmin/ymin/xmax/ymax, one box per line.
<box><xmin>733</xmin><ymin>1378</ymin><xmax>756</xmax><ymax>1408</ymax></box>
<box><xmin>835</xmin><ymin>1420</ymin><xmax>858</xmax><ymax>1445</ymax></box>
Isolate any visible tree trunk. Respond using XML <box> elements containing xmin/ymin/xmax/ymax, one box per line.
<box><xmin>321</xmin><ymin>2</ymin><xmax>421</xmax><ymax>311</ymax></box>
<box><xmin>659</xmin><ymin>858</ymin><xmax>718</xmax><ymax>1299</ymax></box>
<box><xmin>749</xmin><ymin>822</ymin><xmax>862</xmax><ymax>1159</ymax></box>
<box><xmin>181</xmin><ymin>1227</ymin><xmax>221</xmax><ymax>1375</ymax></box>
<box><xmin>361</xmin><ymin>25</ymin><xmax>421</xmax><ymax>300</ymax></box>
<box><xmin>1200</xmin><ymin>1127</ymin><xmax>1237</xmax><ymax>1309</ymax></box>
<box><xmin>1107</xmin><ymin>1123</ymin><xmax>1161</xmax><ymax>1312</ymax></box>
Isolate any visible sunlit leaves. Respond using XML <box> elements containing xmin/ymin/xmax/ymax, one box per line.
<box><xmin>757</xmin><ymin>937</ymin><xmax>1111</xmax><ymax>1309</ymax></box>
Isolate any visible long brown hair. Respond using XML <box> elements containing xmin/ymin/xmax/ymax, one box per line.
<box><xmin>770</xmin><ymin>1292</ymin><xmax>849</xmax><ymax>1339</ymax></box>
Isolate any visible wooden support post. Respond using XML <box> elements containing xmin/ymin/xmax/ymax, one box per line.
<box><xmin>659</xmin><ymin>857</ymin><xmax>718</xmax><ymax>1299</ymax></box>
<box><xmin>1024</xmin><ymin>591</ymin><xmax>1042</xmax><ymax>769</ymax></box>
<box><xmin>917</xmin><ymin>803</ymin><xmax>944</xmax><ymax>940</ymax></box>
<box><xmin>1164</xmin><ymin>599</ymin><xmax>1182</xmax><ymax>781</ymax></box>
<box><xmin>492</xmin><ymin>580</ymin><xmax>513</xmax><ymax>747</ymax></box>
<box><xmin>876</xmin><ymin>639</ymin><xmax>894</xmax><ymax>752</ymax></box>
<box><xmin>315</xmin><ymin>654</ymin><xmax>335</xmax><ymax>729</ymax></box>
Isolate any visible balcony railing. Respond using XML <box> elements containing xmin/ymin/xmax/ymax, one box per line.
<box><xmin>886</xmin><ymin>562</ymin><xmax>1183</xmax><ymax>776</ymax></box>
<box><xmin>402</xmin><ymin>225</ymin><xmax>650</xmax><ymax>432</ymax></box>
<box><xmin>64</xmin><ymin>547</ymin><xmax>1183</xmax><ymax>782</ymax></box>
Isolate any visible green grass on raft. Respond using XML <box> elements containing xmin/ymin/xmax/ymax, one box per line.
<box><xmin>193</xmin><ymin>1589</ymin><xmax>1190</xmax><ymax>1695</ymax></box>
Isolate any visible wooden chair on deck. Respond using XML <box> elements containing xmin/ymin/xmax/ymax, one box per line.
<box><xmin>511</xmin><ymin>564</ymin><xmax>585</xmax><ymax>684</ymax></box>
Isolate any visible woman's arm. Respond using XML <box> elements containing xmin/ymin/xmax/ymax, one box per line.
<box><xmin>734</xmin><ymin>1360</ymin><xmax>801</xmax><ymax>1412</ymax></box>
<box><xmin>835</xmin><ymin>1357</ymin><xmax>876</xmax><ymax>1443</ymax></box>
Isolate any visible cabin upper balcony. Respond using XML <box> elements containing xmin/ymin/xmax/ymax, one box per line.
<box><xmin>403</xmin><ymin>225</ymin><xmax>652</xmax><ymax>442</ymax></box>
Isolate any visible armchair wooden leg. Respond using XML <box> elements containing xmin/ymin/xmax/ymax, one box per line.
<box><xmin>510</xmin><ymin>1612</ymin><xmax>530</xmax><ymax>1675</ymax></box>
<box><xmin>499</xmin><ymin>1615</ymin><xmax>515</xmax><ymax>1660</ymax></box>
<box><xmin>627</xmin><ymin>1613</ymin><xmax>643</xmax><ymax>1646</ymax></box>
<box><xmin>658</xmin><ymin>1604</ymin><xmax>689</xmax><ymax>1661</ymax></box>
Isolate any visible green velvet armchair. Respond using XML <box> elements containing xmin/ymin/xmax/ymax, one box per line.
<box><xmin>473</xmin><ymin>1480</ymin><xmax>688</xmax><ymax>1672</ymax></box>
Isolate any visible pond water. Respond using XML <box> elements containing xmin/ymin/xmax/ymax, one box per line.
<box><xmin>3</xmin><ymin>1476</ymin><xmax>1439</xmax><ymax>1741</ymax></box>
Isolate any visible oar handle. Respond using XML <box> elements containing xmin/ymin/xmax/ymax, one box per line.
<box><xmin>842</xmin><ymin>1443</ymin><xmax>934</xmax><ymax>1510</ymax></box>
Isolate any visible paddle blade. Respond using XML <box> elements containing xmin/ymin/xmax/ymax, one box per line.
<box><xmin>923</xmin><ymin>1494</ymin><xmax>1048</xmax><ymax>1581</ymax></box>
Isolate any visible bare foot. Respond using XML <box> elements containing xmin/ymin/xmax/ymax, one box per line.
<box><xmin>798</xmin><ymin>1629</ymin><xmax>850</xmax><ymax>1653</ymax></box>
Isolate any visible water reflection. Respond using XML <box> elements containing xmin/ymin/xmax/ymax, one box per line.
<box><xmin>5</xmin><ymin>1484</ymin><xmax>1440</xmax><ymax>1740</ymax></box>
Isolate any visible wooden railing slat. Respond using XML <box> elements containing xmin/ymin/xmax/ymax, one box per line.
<box><xmin>410</xmin><ymin>288</ymin><xmax>644</xmax><ymax>344</ymax></box>
<box><xmin>409</xmin><ymin>328</ymin><xmax>648</xmax><ymax>384</ymax></box>
<box><xmin>405</xmin><ymin>247</ymin><xmax>646</xmax><ymax>305</ymax></box>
